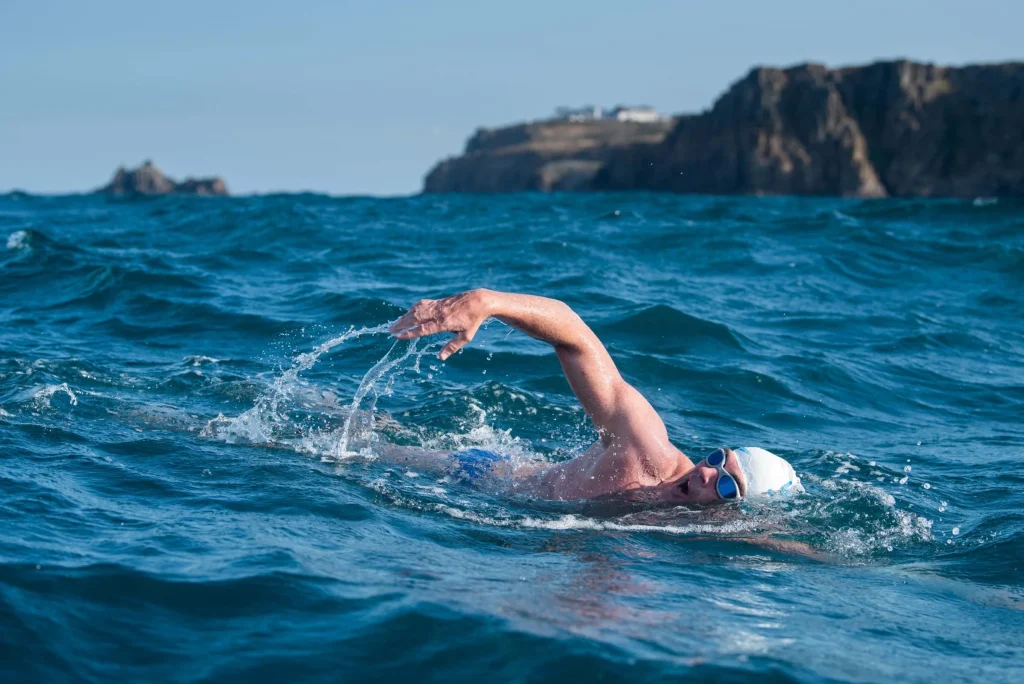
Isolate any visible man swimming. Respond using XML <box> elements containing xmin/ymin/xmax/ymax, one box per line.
<box><xmin>389</xmin><ymin>288</ymin><xmax>801</xmax><ymax>503</ymax></box>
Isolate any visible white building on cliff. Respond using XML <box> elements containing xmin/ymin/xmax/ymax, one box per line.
<box><xmin>610</xmin><ymin>106</ymin><xmax>661</xmax><ymax>122</ymax></box>
<box><xmin>553</xmin><ymin>105</ymin><xmax>662</xmax><ymax>123</ymax></box>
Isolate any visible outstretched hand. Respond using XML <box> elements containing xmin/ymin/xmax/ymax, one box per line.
<box><xmin>389</xmin><ymin>289</ymin><xmax>492</xmax><ymax>360</ymax></box>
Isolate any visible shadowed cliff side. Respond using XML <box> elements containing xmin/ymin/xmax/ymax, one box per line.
<box><xmin>425</xmin><ymin>60</ymin><xmax>1024</xmax><ymax>197</ymax></box>
<box><xmin>423</xmin><ymin>120</ymin><xmax>674</xmax><ymax>193</ymax></box>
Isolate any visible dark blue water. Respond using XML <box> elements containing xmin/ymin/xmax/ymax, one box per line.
<box><xmin>1</xmin><ymin>192</ymin><xmax>1022</xmax><ymax>682</ymax></box>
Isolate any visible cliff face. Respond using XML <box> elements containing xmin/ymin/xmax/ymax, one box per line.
<box><xmin>96</xmin><ymin>161</ymin><xmax>229</xmax><ymax>196</ymax></box>
<box><xmin>426</xmin><ymin>61</ymin><xmax>1024</xmax><ymax>197</ymax></box>
<box><xmin>423</xmin><ymin>120</ymin><xmax>674</xmax><ymax>193</ymax></box>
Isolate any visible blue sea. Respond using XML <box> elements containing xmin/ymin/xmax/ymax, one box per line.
<box><xmin>1</xmin><ymin>192</ymin><xmax>1022</xmax><ymax>682</ymax></box>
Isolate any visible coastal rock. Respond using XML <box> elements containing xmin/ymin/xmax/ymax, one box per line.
<box><xmin>423</xmin><ymin>120</ymin><xmax>674</xmax><ymax>193</ymax></box>
<box><xmin>96</xmin><ymin>160</ymin><xmax>229</xmax><ymax>196</ymax></box>
<box><xmin>426</xmin><ymin>60</ymin><xmax>1024</xmax><ymax>198</ymax></box>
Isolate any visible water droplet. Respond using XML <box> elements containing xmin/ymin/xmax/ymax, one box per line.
<box><xmin>899</xmin><ymin>476</ymin><xmax>908</xmax><ymax>485</ymax></box>
<box><xmin>482</xmin><ymin>369</ymin><xmax>487</xmax><ymax>375</ymax></box>
<box><xmin>922</xmin><ymin>483</ymin><xmax>931</xmax><ymax>489</ymax></box>
<box><xmin>904</xmin><ymin>465</ymin><xmax>912</xmax><ymax>473</ymax></box>
<box><xmin>916</xmin><ymin>441</ymin><xmax>921</xmax><ymax>446</ymax></box>
<box><xmin>947</xmin><ymin>539</ymin><xmax>953</xmax><ymax>545</ymax></box>
<box><xmin>886</xmin><ymin>546</ymin><xmax>893</xmax><ymax>552</ymax></box>
<box><xmin>952</xmin><ymin>527</ymin><xmax>960</xmax><ymax>535</ymax></box>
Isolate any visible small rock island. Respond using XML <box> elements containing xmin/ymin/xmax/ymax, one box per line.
<box><xmin>95</xmin><ymin>160</ymin><xmax>229</xmax><ymax>196</ymax></box>
<box><xmin>424</xmin><ymin>60</ymin><xmax>1024</xmax><ymax>198</ymax></box>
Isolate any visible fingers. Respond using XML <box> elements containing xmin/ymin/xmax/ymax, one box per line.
<box><xmin>439</xmin><ymin>319</ymin><xmax>481</xmax><ymax>361</ymax></box>
<box><xmin>391</xmin><ymin>321</ymin><xmax>440</xmax><ymax>339</ymax></box>
<box><xmin>392</xmin><ymin>325</ymin><xmax>422</xmax><ymax>339</ymax></box>
<box><xmin>439</xmin><ymin>332</ymin><xmax>471</xmax><ymax>361</ymax></box>
<box><xmin>389</xmin><ymin>299</ymin><xmax>435</xmax><ymax>335</ymax></box>
<box><xmin>389</xmin><ymin>316</ymin><xmax>414</xmax><ymax>335</ymax></box>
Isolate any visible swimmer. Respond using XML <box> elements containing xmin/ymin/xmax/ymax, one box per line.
<box><xmin>388</xmin><ymin>289</ymin><xmax>801</xmax><ymax>503</ymax></box>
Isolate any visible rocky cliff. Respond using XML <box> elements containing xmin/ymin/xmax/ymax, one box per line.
<box><xmin>96</xmin><ymin>160</ymin><xmax>229</xmax><ymax>196</ymax></box>
<box><xmin>423</xmin><ymin>120</ymin><xmax>674</xmax><ymax>193</ymax></box>
<box><xmin>426</xmin><ymin>60</ymin><xmax>1024</xmax><ymax>198</ymax></box>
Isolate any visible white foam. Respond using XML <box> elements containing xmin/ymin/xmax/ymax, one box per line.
<box><xmin>183</xmin><ymin>355</ymin><xmax>221</xmax><ymax>366</ymax></box>
<box><xmin>808</xmin><ymin>473</ymin><xmax>934</xmax><ymax>556</ymax></box>
<box><xmin>32</xmin><ymin>383</ymin><xmax>78</xmax><ymax>408</ymax></box>
<box><xmin>6</xmin><ymin>230</ymin><xmax>28</xmax><ymax>250</ymax></box>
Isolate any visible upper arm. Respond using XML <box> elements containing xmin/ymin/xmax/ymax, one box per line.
<box><xmin>554</xmin><ymin>336</ymin><xmax>668</xmax><ymax>449</ymax></box>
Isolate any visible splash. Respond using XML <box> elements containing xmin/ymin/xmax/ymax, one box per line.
<box><xmin>202</xmin><ymin>323</ymin><xmax>391</xmax><ymax>445</ymax></box>
<box><xmin>789</xmin><ymin>467</ymin><xmax>936</xmax><ymax>557</ymax></box>
<box><xmin>334</xmin><ymin>337</ymin><xmax>430</xmax><ymax>458</ymax></box>
<box><xmin>203</xmin><ymin>323</ymin><xmax>441</xmax><ymax>459</ymax></box>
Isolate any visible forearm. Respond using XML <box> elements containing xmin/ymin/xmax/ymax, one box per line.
<box><xmin>481</xmin><ymin>290</ymin><xmax>595</xmax><ymax>352</ymax></box>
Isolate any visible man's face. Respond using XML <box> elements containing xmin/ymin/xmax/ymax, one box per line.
<box><xmin>654</xmin><ymin>448</ymin><xmax>747</xmax><ymax>504</ymax></box>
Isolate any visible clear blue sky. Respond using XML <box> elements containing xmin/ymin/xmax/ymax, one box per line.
<box><xmin>2</xmin><ymin>0</ymin><xmax>1021</xmax><ymax>196</ymax></box>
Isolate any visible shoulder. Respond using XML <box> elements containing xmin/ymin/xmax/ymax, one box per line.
<box><xmin>595</xmin><ymin>439</ymin><xmax>687</xmax><ymax>488</ymax></box>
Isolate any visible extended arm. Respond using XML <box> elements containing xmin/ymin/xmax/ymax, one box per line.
<box><xmin>390</xmin><ymin>289</ymin><xmax>668</xmax><ymax>447</ymax></box>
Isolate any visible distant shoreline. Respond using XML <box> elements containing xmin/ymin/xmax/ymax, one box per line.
<box><xmin>423</xmin><ymin>59</ymin><xmax>1024</xmax><ymax>198</ymax></box>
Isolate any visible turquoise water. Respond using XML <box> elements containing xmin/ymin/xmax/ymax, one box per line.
<box><xmin>1</xmin><ymin>192</ymin><xmax>1022</xmax><ymax>682</ymax></box>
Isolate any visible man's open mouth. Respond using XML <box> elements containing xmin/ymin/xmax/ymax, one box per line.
<box><xmin>679</xmin><ymin>479</ymin><xmax>690</xmax><ymax>495</ymax></box>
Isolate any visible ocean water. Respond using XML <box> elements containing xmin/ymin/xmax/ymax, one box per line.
<box><xmin>1</xmin><ymin>191</ymin><xmax>1022</xmax><ymax>683</ymax></box>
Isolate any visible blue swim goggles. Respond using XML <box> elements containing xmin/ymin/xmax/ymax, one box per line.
<box><xmin>705</xmin><ymin>448</ymin><xmax>742</xmax><ymax>500</ymax></box>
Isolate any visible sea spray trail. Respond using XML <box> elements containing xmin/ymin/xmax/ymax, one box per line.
<box><xmin>1</xmin><ymin>192</ymin><xmax>1022</xmax><ymax>683</ymax></box>
<box><xmin>202</xmin><ymin>323</ymin><xmax>393</xmax><ymax>446</ymax></box>
<box><xmin>335</xmin><ymin>337</ymin><xmax>421</xmax><ymax>459</ymax></box>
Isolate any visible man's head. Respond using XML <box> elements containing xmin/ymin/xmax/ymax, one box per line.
<box><xmin>654</xmin><ymin>447</ymin><xmax>801</xmax><ymax>504</ymax></box>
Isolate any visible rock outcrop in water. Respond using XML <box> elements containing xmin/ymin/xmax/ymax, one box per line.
<box><xmin>425</xmin><ymin>60</ymin><xmax>1024</xmax><ymax>198</ymax></box>
<box><xmin>423</xmin><ymin>120</ymin><xmax>674</xmax><ymax>193</ymax></box>
<box><xmin>96</xmin><ymin>160</ymin><xmax>229</xmax><ymax>196</ymax></box>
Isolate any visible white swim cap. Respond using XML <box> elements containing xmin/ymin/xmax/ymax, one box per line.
<box><xmin>734</xmin><ymin>447</ymin><xmax>802</xmax><ymax>498</ymax></box>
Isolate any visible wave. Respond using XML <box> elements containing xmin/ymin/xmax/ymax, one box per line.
<box><xmin>599</xmin><ymin>304</ymin><xmax>744</xmax><ymax>352</ymax></box>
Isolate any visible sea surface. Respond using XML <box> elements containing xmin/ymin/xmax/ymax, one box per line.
<box><xmin>1</xmin><ymin>192</ymin><xmax>1022</xmax><ymax>683</ymax></box>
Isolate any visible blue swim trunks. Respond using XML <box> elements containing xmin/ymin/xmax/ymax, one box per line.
<box><xmin>452</xmin><ymin>448</ymin><xmax>507</xmax><ymax>480</ymax></box>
